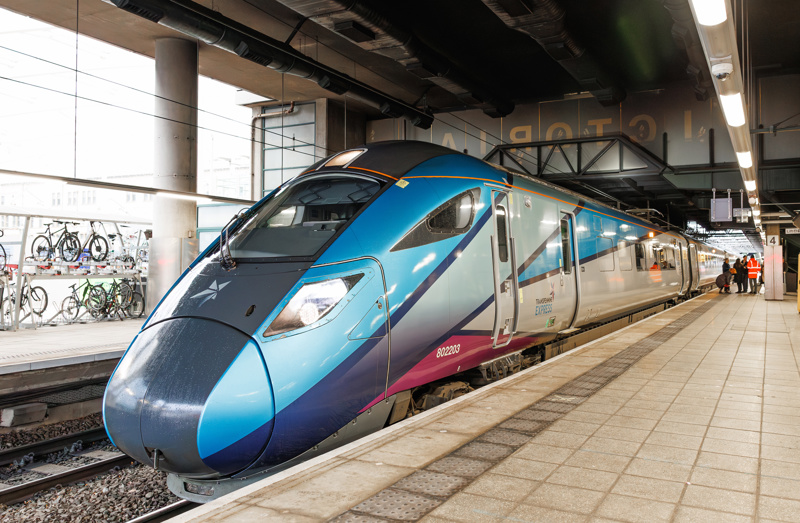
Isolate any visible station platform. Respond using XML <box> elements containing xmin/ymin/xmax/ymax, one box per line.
<box><xmin>175</xmin><ymin>290</ymin><xmax>800</xmax><ymax>523</ymax></box>
<box><xmin>0</xmin><ymin>319</ymin><xmax>143</xmax><ymax>374</ymax></box>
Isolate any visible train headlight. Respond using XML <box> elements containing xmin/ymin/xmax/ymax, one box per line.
<box><xmin>264</xmin><ymin>274</ymin><xmax>363</xmax><ymax>337</ymax></box>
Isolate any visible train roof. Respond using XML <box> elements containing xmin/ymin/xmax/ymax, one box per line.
<box><xmin>308</xmin><ymin>142</ymin><xmax>666</xmax><ymax>228</ymax></box>
<box><xmin>305</xmin><ymin>141</ymin><xmax>459</xmax><ymax>179</ymax></box>
<box><xmin>302</xmin><ymin>141</ymin><xmax>732</xmax><ymax>251</ymax></box>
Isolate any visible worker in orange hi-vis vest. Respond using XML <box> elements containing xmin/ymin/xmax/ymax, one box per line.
<box><xmin>747</xmin><ymin>255</ymin><xmax>761</xmax><ymax>294</ymax></box>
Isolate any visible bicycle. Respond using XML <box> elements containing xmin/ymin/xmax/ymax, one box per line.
<box><xmin>1</xmin><ymin>278</ymin><xmax>48</xmax><ymax>324</ymax></box>
<box><xmin>107</xmin><ymin>230</ymin><xmax>136</xmax><ymax>270</ymax></box>
<box><xmin>76</xmin><ymin>221</ymin><xmax>110</xmax><ymax>263</ymax></box>
<box><xmin>93</xmin><ymin>278</ymin><xmax>134</xmax><ymax>319</ymax></box>
<box><xmin>125</xmin><ymin>291</ymin><xmax>145</xmax><ymax>318</ymax></box>
<box><xmin>31</xmin><ymin>221</ymin><xmax>81</xmax><ymax>262</ymax></box>
<box><xmin>136</xmin><ymin>239</ymin><xmax>149</xmax><ymax>272</ymax></box>
<box><xmin>60</xmin><ymin>281</ymin><xmax>107</xmax><ymax>323</ymax></box>
<box><xmin>0</xmin><ymin>229</ymin><xmax>6</xmax><ymax>272</ymax></box>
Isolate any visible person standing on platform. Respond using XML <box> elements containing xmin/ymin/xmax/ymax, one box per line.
<box><xmin>747</xmin><ymin>254</ymin><xmax>761</xmax><ymax>294</ymax></box>
<box><xmin>733</xmin><ymin>258</ymin><xmax>745</xmax><ymax>293</ymax></box>
<box><xmin>722</xmin><ymin>257</ymin><xmax>731</xmax><ymax>294</ymax></box>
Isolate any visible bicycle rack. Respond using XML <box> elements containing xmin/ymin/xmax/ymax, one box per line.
<box><xmin>0</xmin><ymin>214</ymin><xmax>150</xmax><ymax>331</ymax></box>
<box><xmin>0</xmin><ymin>272</ymin><xmax>9</xmax><ymax>331</ymax></box>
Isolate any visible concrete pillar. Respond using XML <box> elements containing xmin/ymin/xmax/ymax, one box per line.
<box><xmin>148</xmin><ymin>38</ymin><xmax>199</xmax><ymax>314</ymax></box>
<box><xmin>764</xmin><ymin>223</ymin><xmax>784</xmax><ymax>300</ymax></box>
<box><xmin>251</xmin><ymin>106</ymin><xmax>265</xmax><ymax>201</ymax></box>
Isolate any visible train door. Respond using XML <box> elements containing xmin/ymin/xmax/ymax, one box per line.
<box><xmin>688</xmin><ymin>243</ymin><xmax>699</xmax><ymax>291</ymax></box>
<box><xmin>678</xmin><ymin>243</ymin><xmax>691</xmax><ymax>295</ymax></box>
<box><xmin>490</xmin><ymin>190</ymin><xmax>519</xmax><ymax>348</ymax></box>
<box><xmin>558</xmin><ymin>211</ymin><xmax>581</xmax><ymax>330</ymax></box>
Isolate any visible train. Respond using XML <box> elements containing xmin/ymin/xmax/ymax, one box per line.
<box><xmin>103</xmin><ymin>140</ymin><xmax>730</xmax><ymax>501</ymax></box>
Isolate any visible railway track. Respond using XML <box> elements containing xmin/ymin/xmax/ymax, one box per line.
<box><xmin>0</xmin><ymin>452</ymin><xmax>133</xmax><ymax>504</ymax></box>
<box><xmin>0</xmin><ymin>427</ymin><xmax>109</xmax><ymax>467</ymax></box>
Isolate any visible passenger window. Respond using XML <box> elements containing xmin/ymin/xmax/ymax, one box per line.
<box><xmin>598</xmin><ymin>237</ymin><xmax>614</xmax><ymax>272</ymax></box>
<box><xmin>664</xmin><ymin>247</ymin><xmax>676</xmax><ymax>270</ymax></box>
<box><xmin>651</xmin><ymin>245</ymin><xmax>669</xmax><ymax>270</ymax></box>
<box><xmin>496</xmin><ymin>205</ymin><xmax>508</xmax><ymax>263</ymax></box>
<box><xmin>391</xmin><ymin>188</ymin><xmax>479</xmax><ymax>252</ymax></box>
<box><xmin>560</xmin><ymin>216</ymin><xmax>572</xmax><ymax>274</ymax></box>
<box><xmin>635</xmin><ymin>243</ymin><xmax>647</xmax><ymax>271</ymax></box>
<box><xmin>618</xmin><ymin>240</ymin><xmax>632</xmax><ymax>271</ymax></box>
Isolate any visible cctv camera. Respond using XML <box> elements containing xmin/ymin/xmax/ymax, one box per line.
<box><xmin>711</xmin><ymin>62</ymin><xmax>734</xmax><ymax>81</ymax></box>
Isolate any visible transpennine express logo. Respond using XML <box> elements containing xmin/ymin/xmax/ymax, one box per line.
<box><xmin>535</xmin><ymin>283</ymin><xmax>556</xmax><ymax>316</ymax></box>
<box><xmin>191</xmin><ymin>280</ymin><xmax>230</xmax><ymax>306</ymax></box>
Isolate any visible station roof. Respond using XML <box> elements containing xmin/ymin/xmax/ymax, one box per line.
<box><xmin>2</xmin><ymin>0</ymin><xmax>799</xmax><ymax>252</ymax></box>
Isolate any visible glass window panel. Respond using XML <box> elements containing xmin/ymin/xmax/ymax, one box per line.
<box><xmin>496</xmin><ymin>205</ymin><xmax>508</xmax><ymax>263</ymax></box>
<box><xmin>560</xmin><ymin>216</ymin><xmax>572</xmax><ymax>274</ymax></box>
<box><xmin>618</xmin><ymin>240</ymin><xmax>632</xmax><ymax>271</ymax></box>
<box><xmin>228</xmin><ymin>175</ymin><xmax>384</xmax><ymax>259</ymax></box>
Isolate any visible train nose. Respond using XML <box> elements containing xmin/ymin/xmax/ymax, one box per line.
<box><xmin>103</xmin><ymin>318</ymin><xmax>274</xmax><ymax>477</ymax></box>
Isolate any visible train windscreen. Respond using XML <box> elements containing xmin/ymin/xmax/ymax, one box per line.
<box><xmin>227</xmin><ymin>174</ymin><xmax>384</xmax><ymax>259</ymax></box>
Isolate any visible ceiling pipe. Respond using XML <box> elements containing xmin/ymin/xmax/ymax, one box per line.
<box><xmin>107</xmin><ymin>0</ymin><xmax>434</xmax><ymax>128</ymax></box>
<box><xmin>272</xmin><ymin>0</ymin><xmax>514</xmax><ymax>118</ymax></box>
<box><xmin>480</xmin><ymin>0</ymin><xmax>625</xmax><ymax>106</ymax></box>
<box><xmin>687</xmin><ymin>0</ymin><xmax>759</xmax><ymax>220</ymax></box>
<box><xmin>661</xmin><ymin>0</ymin><xmax>714</xmax><ymax>101</ymax></box>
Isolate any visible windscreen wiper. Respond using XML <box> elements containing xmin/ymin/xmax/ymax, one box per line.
<box><xmin>219</xmin><ymin>212</ymin><xmax>244</xmax><ymax>271</ymax></box>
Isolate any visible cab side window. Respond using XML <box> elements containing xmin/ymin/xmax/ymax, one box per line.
<box><xmin>428</xmin><ymin>191</ymin><xmax>474</xmax><ymax>233</ymax></box>
<box><xmin>391</xmin><ymin>188</ymin><xmax>480</xmax><ymax>252</ymax></box>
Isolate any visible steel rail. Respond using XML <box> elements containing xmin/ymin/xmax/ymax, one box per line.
<box><xmin>0</xmin><ymin>427</ymin><xmax>109</xmax><ymax>467</ymax></box>
<box><xmin>0</xmin><ymin>454</ymin><xmax>133</xmax><ymax>505</ymax></box>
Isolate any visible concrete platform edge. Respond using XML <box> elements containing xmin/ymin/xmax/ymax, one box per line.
<box><xmin>173</xmin><ymin>294</ymin><xmax>713</xmax><ymax>522</ymax></box>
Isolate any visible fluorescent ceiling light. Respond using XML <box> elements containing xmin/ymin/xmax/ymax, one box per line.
<box><xmin>736</xmin><ymin>151</ymin><xmax>753</xmax><ymax>168</ymax></box>
<box><xmin>720</xmin><ymin>93</ymin><xmax>746</xmax><ymax>127</ymax></box>
<box><xmin>752</xmin><ymin>209</ymin><xmax>761</xmax><ymax>216</ymax></box>
<box><xmin>690</xmin><ymin>0</ymin><xmax>728</xmax><ymax>26</ymax></box>
<box><xmin>157</xmin><ymin>191</ymin><xmax>212</xmax><ymax>203</ymax></box>
<box><xmin>744</xmin><ymin>180</ymin><xmax>756</xmax><ymax>192</ymax></box>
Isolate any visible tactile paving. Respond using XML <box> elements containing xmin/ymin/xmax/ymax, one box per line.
<box><xmin>350</xmin><ymin>488</ymin><xmax>441</xmax><ymax>521</ymax></box>
<box><xmin>393</xmin><ymin>470</ymin><xmax>471</xmax><ymax>497</ymax></box>
<box><xmin>329</xmin><ymin>511</ymin><xmax>391</xmax><ymax>522</ymax></box>
<box><xmin>426</xmin><ymin>456</ymin><xmax>494</xmax><ymax>478</ymax></box>
<box><xmin>515</xmin><ymin>409</ymin><xmax>561</xmax><ymax>422</ymax></box>
<box><xmin>498</xmin><ymin>418</ymin><xmax>546</xmax><ymax>434</ymax></box>
<box><xmin>340</xmin><ymin>298</ymin><xmax>718</xmax><ymax>522</ymax></box>
<box><xmin>478</xmin><ymin>428</ymin><xmax>533</xmax><ymax>447</ymax></box>
<box><xmin>454</xmin><ymin>441</ymin><xmax>515</xmax><ymax>462</ymax></box>
<box><xmin>533</xmin><ymin>399</ymin><xmax>578</xmax><ymax>411</ymax></box>
<box><xmin>554</xmin><ymin>384</ymin><xmax>597</xmax><ymax>396</ymax></box>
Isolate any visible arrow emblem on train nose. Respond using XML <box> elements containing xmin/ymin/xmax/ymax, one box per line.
<box><xmin>191</xmin><ymin>280</ymin><xmax>230</xmax><ymax>306</ymax></box>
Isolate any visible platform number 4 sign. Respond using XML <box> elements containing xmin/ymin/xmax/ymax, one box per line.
<box><xmin>767</xmin><ymin>235</ymin><xmax>779</xmax><ymax>246</ymax></box>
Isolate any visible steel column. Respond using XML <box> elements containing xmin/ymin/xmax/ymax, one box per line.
<box><xmin>765</xmin><ymin>223</ymin><xmax>784</xmax><ymax>300</ymax></box>
<box><xmin>149</xmin><ymin>38</ymin><xmax>200</xmax><ymax>314</ymax></box>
